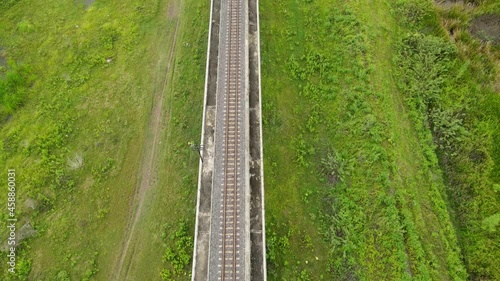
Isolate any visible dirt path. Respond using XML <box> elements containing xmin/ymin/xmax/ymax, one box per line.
<box><xmin>112</xmin><ymin>1</ymin><xmax>182</xmax><ymax>279</ymax></box>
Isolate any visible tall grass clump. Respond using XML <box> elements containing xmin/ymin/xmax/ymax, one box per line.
<box><xmin>0</xmin><ymin>62</ymin><xmax>33</xmax><ymax>117</ymax></box>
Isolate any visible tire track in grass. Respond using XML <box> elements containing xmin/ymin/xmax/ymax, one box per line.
<box><xmin>112</xmin><ymin>0</ymin><xmax>182</xmax><ymax>278</ymax></box>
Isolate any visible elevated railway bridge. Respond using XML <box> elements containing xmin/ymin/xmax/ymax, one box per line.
<box><xmin>191</xmin><ymin>0</ymin><xmax>266</xmax><ymax>279</ymax></box>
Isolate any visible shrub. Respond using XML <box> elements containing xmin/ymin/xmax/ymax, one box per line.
<box><xmin>160</xmin><ymin>221</ymin><xmax>193</xmax><ymax>277</ymax></box>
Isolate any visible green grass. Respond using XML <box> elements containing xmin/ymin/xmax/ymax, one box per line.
<box><xmin>1</xmin><ymin>0</ymin><xmax>498</xmax><ymax>279</ymax></box>
<box><xmin>115</xmin><ymin>0</ymin><xmax>209</xmax><ymax>278</ymax></box>
<box><xmin>429</xmin><ymin>1</ymin><xmax>500</xmax><ymax>279</ymax></box>
<box><xmin>0</xmin><ymin>0</ymin><xmax>207</xmax><ymax>279</ymax></box>
<box><xmin>260</xmin><ymin>0</ymin><xmax>500</xmax><ymax>279</ymax></box>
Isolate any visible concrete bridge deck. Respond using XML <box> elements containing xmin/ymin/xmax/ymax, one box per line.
<box><xmin>191</xmin><ymin>0</ymin><xmax>266</xmax><ymax>278</ymax></box>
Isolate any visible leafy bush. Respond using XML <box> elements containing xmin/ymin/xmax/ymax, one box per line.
<box><xmin>17</xmin><ymin>20</ymin><xmax>35</xmax><ymax>33</ymax></box>
<box><xmin>15</xmin><ymin>257</ymin><xmax>31</xmax><ymax>279</ymax></box>
<box><xmin>160</xmin><ymin>221</ymin><xmax>193</xmax><ymax>278</ymax></box>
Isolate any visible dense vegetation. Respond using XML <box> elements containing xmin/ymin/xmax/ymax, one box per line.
<box><xmin>160</xmin><ymin>221</ymin><xmax>194</xmax><ymax>279</ymax></box>
<box><xmin>1</xmin><ymin>0</ymin><xmax>498</xmax><ymax>279</ymax></box>
<box><xmin>429</xmin><ymin>1</ymin><xmax>500</xmax><ymax>278</ymax></box>
<box><xmin>261</xmin><ymin>0</ymin><xmax>499</xmax><ymax>279</ymax></box>
<box><xmin>394</xmin><ymin>1</ymin><xmax>500</xmax><ymax>276</ymax></box>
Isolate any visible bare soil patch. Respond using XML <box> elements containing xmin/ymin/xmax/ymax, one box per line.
<box><xmin>168</xmin><ymin>2</ymin><xmax>178</xmax><ymax>19</ymax></box>
<box><xmin>435</xmin><ymin>0</ymin><xmax>475</xmax><ymax>10</ymax></box>
<box><xmin>470</xmin><ymin>14</ymin><xmax>500</xmax><ymax>44</ymax></box>
<box><xmin>85</xmin><ymin>0</ymin><xmax>95</xmax><ymax>8</ymax></box>
<box><xmin>0</xmin><ymin>47</ymin><xmax>6</xmax><ymax>68</ymax></box>
<box><xmin>75</xmin><ymin>0</ymin><xmax>94</xmax><ymax>9</ymax></box>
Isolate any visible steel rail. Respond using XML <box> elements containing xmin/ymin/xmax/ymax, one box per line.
<box><xmin>221</xmin><ymin>0</ymin><xmax>241</xmax><ymax>279</ymax></box>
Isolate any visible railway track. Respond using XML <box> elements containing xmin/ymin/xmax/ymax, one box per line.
<box><xmin>192</xmin><ymin>0</ymin><xmax>266</xmax><ymax>277</ymax></box>
<box><xmin>219</xmin><ymin>0</ymin><xmax>243</xmax><ymax>279</ymax></box>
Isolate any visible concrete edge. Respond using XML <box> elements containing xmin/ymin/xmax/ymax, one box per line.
<box><xmin>255</xmin><ymin>0</ymin><xmax>267</xmax><ymax>278</ymax></box>
<box><xmin>244</xmin><ymin>0</ymin><xmax>252</xmax><ymax>279</ymax></box>
<box><xmin>191</xmin><ymin>0</ymin><xmax>215</xmax><ymax>276</ymax></box>
<box><xmin>207</xmin><ymin>0</ymin><xmax>225</xmax><ymax>276</ymax></box>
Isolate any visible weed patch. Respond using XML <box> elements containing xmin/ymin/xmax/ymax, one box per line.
<box><xmin>394</xmin><ymin>0</ymin><xmax>500</xmax><ymax>278</ymax></box>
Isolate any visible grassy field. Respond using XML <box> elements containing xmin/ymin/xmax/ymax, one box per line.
<box><xmin>430</xmin><ymin>1</ymin><xmax>500</xmax><ymax>279</ymax></box>
<box><xmin>260</xmin><ymin>0</ymin><xmax>498</xmax><ymax>279</ymax></box>
<box><xmin>1</xmin><ymin>0</ymin><xmax>498</xmax><ymax>280</ymax></box>
<box><xmin>0</xmin><ymin>0</ymin><xmax>207</xmax><ymax>279</ymax></box>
